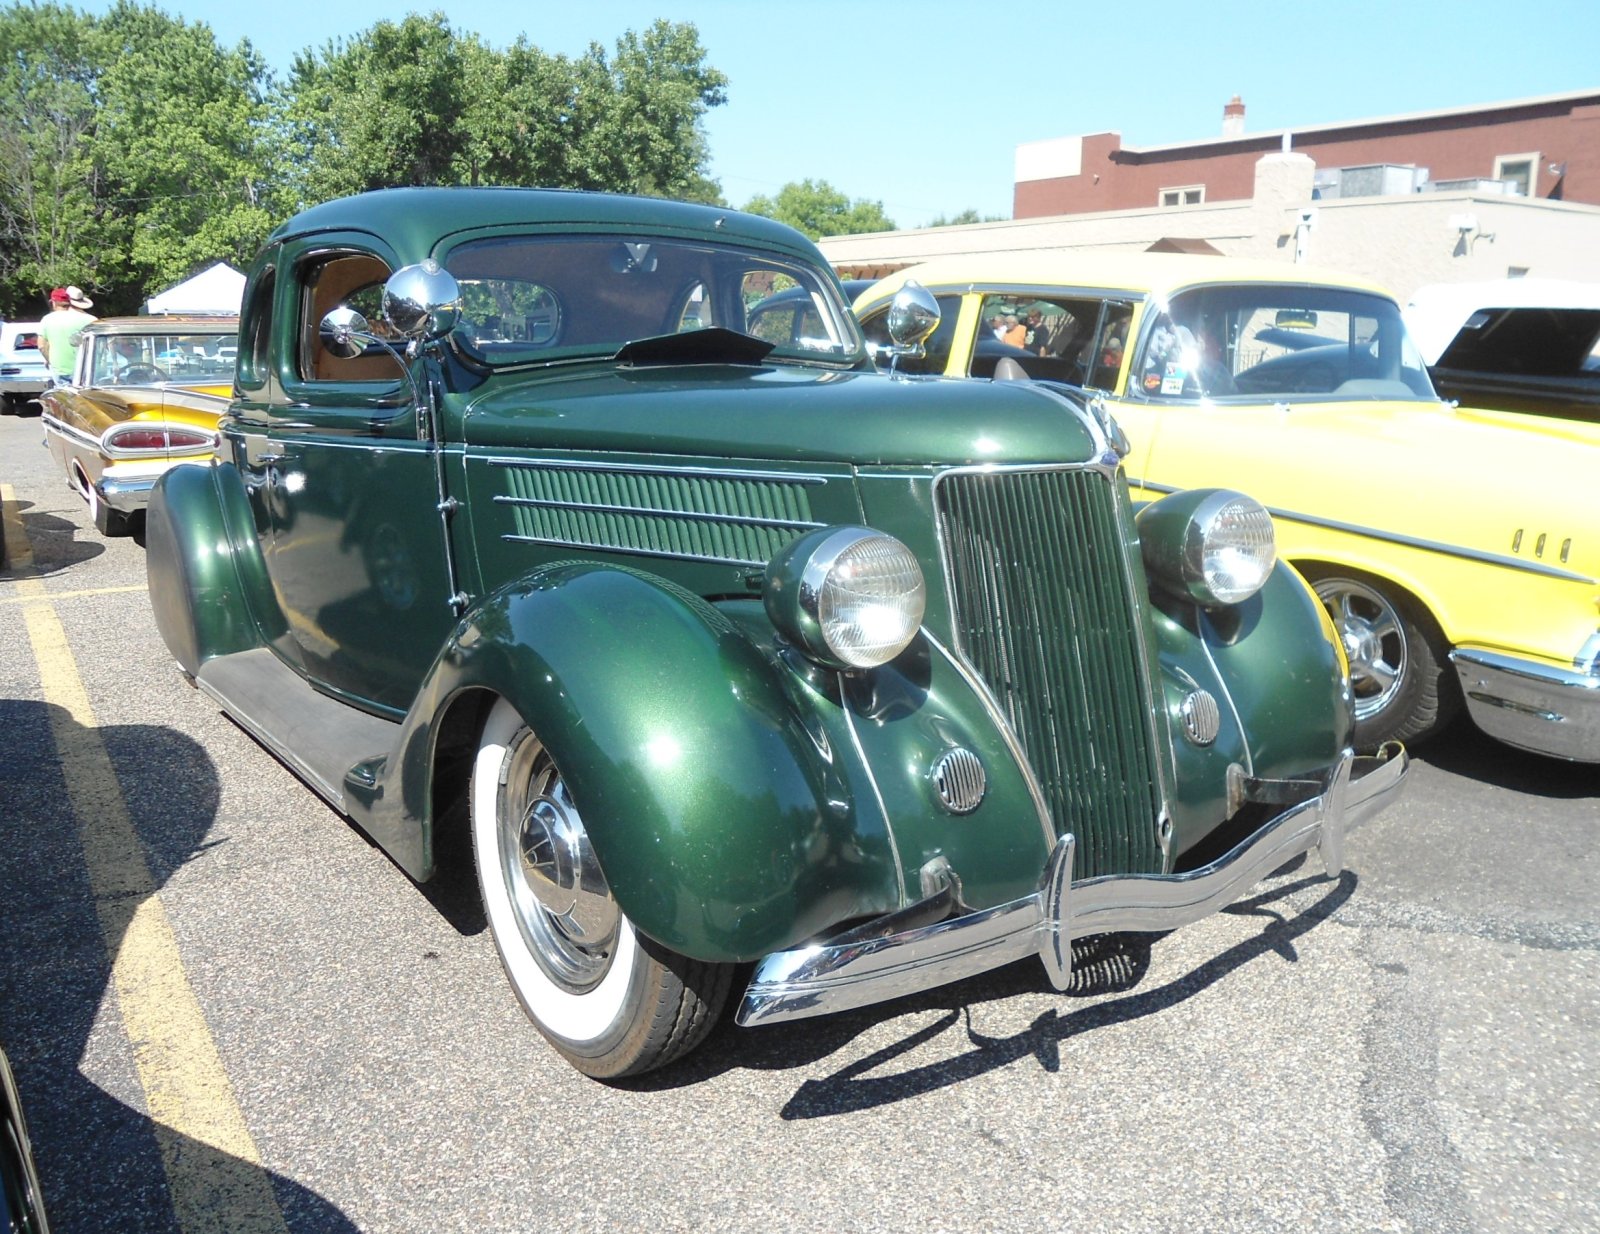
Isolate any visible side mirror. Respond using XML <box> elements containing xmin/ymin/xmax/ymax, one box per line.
<box><xmin>882</xmin><ymin>280</ymin><xmax>941</xmax><ymax>377</ymax></box>
<box><xmin>384</xmin><ymin>260</ymin><xmax>462</xmax><ymax>341</ymax></box>
<box><xmin>886</xmin><ymin>280</ymin><xmax>940</xmax><ymax>350</ymax></box>
<box><xmin>319</xmin><ymin>306</ymin><xmax>371</xmax><ymax>359</ymax></box>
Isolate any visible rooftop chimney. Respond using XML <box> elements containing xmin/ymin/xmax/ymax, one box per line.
<box><xmin>1223</xmin><ymin>95</ymin><xmax>1245</xmax><ymax>138</ymax></box>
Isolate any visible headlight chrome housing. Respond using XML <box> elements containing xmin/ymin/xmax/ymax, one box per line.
<box><xmin>1137</xmin><ymin>488</ymin><xmax>1276</xmax><ymax>607</ymax></box>
<box><xmin>765</xmin><ymin>527</ymin><xmax>926</xmax><ymax>670</ymax></box>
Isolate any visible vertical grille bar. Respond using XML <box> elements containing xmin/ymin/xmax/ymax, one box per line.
<box><xmin>936</xmin><ymin>468</ymin><xmax>1163</xmax><ymax>878</ymax></box>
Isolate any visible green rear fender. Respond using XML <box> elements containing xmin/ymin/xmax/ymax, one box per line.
<box><xmin>145</xmin><ymin>461</ymin><xmax>284</xmax><ymax>674</ymax></box>
<box><xmin>402</xmin><ymin>563</ymin><xmax>902</xmax><ymax>963</ymax></box>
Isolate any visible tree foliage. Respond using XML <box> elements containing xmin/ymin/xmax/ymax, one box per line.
<box><xmin>0</xmin><ymin>1</ymin><xmax>276</xmax><ymax>316</ymax></box>
<box><xmin>926</xmin><ymin>208</ymin><xmax>1005</xmax><ymax>227</ymax></box>
<box><xmin>0</xmin><ymin>5</ymin><xmax>730</xmax><ymax>318</ymax></box>
<box><xmin>281</xmin><ymin>13</ymin><xmax>728</xmax><ymax>204</ymax></box>
<box><xmin>741</xmin><ymin>179</ymin><xmax>895</xmax><ymax>240</ymax></box>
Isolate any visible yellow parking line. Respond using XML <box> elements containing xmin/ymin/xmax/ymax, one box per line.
<box><xmin>2</xmin><ymin>484</ymin><xmax>289</xmax><ymax>1234</ymax></box>
<box><xmin>0</xmin><ymin>584</ymin><xmax>148</xmax><ymax>605</ymax></box>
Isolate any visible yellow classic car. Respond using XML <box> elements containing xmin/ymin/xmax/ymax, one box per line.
<box><xmin>41</xmin><ymin>315</ymin><xmax>237</xmax><ymax>536</ymax></box>
<box><xmin>855</xmin><ymin>255</ymin><xmax>1600</xmax><ymax>761</ymax></box>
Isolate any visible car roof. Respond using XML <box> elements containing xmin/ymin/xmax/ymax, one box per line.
<box><xmin>853</xmin><ymin>252</ymin><xmax>1399</xmax><ymax>309</ymax></box>
<box><xmin>78</xmin><ymin>315</ymin><xmax>239</xmax><ymax>337</ymax></box>
<box><xmin>270</xmin><ymin>186</ymin><xmax>826</xmax><ymax>267</ymax></box>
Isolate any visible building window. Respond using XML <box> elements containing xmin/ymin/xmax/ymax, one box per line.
<box><xmin>1493</xmin><ymin>153</ymin><xmax>1538</xmax><ymax>197</ymax></box>
<box><xmin>1159</xmin><ymin>185</ymin><xmax>1205</xmax><ymax>208</ymax></box>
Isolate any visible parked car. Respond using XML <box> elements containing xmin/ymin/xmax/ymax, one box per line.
<box><xmin>0</xmin><ymin>321</ymin><xmax>50</xmax><ymax>415</ymax></box>
<box><xmin>855</xmin><ymin>255</ymin><xmax>1600</xmax><ymax>760</ymax></box>
<box><xmin>1</xmin><ymin>1044</ymin><xmax>50</xmax><ymax>1233</ymax></box>
<box><xmin>1405</xmin><ymin>277</ymin><xmax>1600</xmax><ymax>424</ymax></box>
<box><xmin>40</xmin><ymin>316</ymin><xmax>237</xmax><ymax>536</ymax></box>
<box><xmin>147</xmin><ymin>188</ymin><xmax>1406</xmax><ymax>1079</ymax></box>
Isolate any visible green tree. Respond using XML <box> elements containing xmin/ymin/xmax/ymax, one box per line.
<box><xmin>741</xmin><ymin>179</ymin><xmax>895</xmax><ymax>240</ymax></box>
<box><xmin>927</xmin><ymin>208</ymin><xmax>1005</xmax><ymax>227</ymax></box>
<box><xmin>280</xmin><ymin>14</ymin><xmax>728</xmax><ymax>204</ymax></box>
<box><xmin>0</xmin><ymin>1</ymin><xmax>277</xmax><ymax>316</ymax></box>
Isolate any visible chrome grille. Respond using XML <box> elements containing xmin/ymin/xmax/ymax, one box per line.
<box><xmin>936</xmin><ymin>467</ymin><xmax>1163</xmax><ymax>878</ymax></box>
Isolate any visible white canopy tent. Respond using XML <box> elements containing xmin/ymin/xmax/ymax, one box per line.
<box><xmin>144</xmin><ymin>262</ymin><xmax>246</xmax><ymax>315</ymax></box>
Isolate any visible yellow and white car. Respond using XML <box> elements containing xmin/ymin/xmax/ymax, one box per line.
<box><xmin>855</xmin><ymin>255</ymin><xmax>1600</xmax><ymax>761</ymax></box>
<box><xmin>40</xmin><ymin>315</ymin><xmax>236</xmax><ymax>537</ymax></box>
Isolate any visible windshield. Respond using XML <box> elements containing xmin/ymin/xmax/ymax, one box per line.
<box><xmin>443</xmin><ymin>234</ymin><xmax>864</xmax><ymax>368</ymax></box>
<box><xmin>1135</xmin><ymin>284</ymin><xmax>1436</xmax><ymax>402</ymax></box>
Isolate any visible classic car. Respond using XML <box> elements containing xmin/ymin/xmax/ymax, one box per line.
<box><xmin>1</xmin><ymin>1043</ymin><xmax>50</xmax><ymax>1233</ymax></box>
<box><xmin>146</xmin><ymin>188</ymin><xmax>1406</xmax><ymax>1079</ymax></box>
<box><xmin>40</xmin><ymin>316</ymin><xmax>237</xmax><ymax>536</ymax></box>
<box><xmin>1405</xmin><ymin>277</ymin><xmax>1600</xmax><ymax>424</ymax></box>
<box><xmin>0</xmin><ymin>321</ymin><xmax>50</xmax><ymax>415</ymax></box>
<box><xmin>854</xmin><ymin>256</ymin><xmax>1600</xmax><ymax>762</ymax></box>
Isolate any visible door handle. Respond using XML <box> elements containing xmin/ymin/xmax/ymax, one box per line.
<box><xmin>256</xmin><ymin>452</ymin><xmax>285</xmax><ymax>465</ymax></box>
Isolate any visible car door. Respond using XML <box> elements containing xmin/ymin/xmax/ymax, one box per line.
<box><xmin>259</xmin><ymin>239</ymin><xmax>459</xmax><ymax>713</ymax></box>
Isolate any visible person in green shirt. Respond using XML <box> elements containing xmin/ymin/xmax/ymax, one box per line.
<box><xmin>38</xmin><ymin>285</ymin><xmax>96</xmax><ymax>382</ymax></box>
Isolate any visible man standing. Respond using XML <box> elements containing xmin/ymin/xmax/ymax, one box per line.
<box><xmin>38</xmin><ymin>286</ymin><xmax>96</xmax><ymax>383</ymax></box>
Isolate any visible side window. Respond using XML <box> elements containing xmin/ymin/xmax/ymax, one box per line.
<box><xmin>859</xmin><ymin>294</ymin><xmax>961</xmax><ymax>375</ymax></box>
<box><xmin>297</xmin><ymin>251</ymin><xmax>396</xmax><ymax>383</ymax></box>
<box><xmin>238</xmin><ymin>267</ymin><xmax>274</xmax><ymax>390</ymax></box>
<box><xmin>970</xmin><ymin>294</ymin><xmax>1114</xmax><ymax>385</ymax></box>
<box><xmin>1085</xmin><ymin>302</ymin><xmax>1135</xmax><ymax>391</ymax></box>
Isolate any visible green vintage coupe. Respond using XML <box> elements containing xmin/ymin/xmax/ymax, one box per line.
<box><xmin>146</xmin><ymin>188</ymin><xmax>1406</xmax><ymax>1079</ymax></box>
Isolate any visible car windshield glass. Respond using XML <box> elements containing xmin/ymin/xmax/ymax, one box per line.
<box><xmin>91</xmin><ymin>330</ymin><xmax>236</xmax><ymax>384</ymax></box>
<box><xmin>1135</xmin><ymin>285</ymin><xmax>1436</xmax><ymax>402</ymax></box>
<box><xmin>444</xmin><ymin>235</ymin><xmax>864</xmax><ymax>368</ymax></box>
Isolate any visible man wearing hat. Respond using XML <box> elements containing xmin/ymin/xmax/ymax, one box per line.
<box><xmin>38</xmin><ymin>285</ymin><xmax>96</xmax><ymax>383</ymax></box>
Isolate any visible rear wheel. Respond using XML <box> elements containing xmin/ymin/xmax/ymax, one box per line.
<box><xmin>1308</xmin><ymin>570</ymin><xmax>1457</xmax><ymax>749</ymax></box>
<box><xmin>469</xmin><ymin>698</ymin><xmax>731</xmax><ymax>1079</ymax></box>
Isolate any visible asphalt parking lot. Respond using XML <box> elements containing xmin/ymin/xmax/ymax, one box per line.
<box><xmin>2</xmin><ymin>408</ymin><xmax>1596</xmax><ymax>1234</ymax></box>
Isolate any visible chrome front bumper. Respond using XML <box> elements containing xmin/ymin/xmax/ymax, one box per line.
<box><xmin>1450</xmin><ymin>649</ymin><xmax>1600</xmax><ymax>762</ymax></box>
<box><xmin>737</xmin><ymin>745</ymin><xmax>1408</xmax><ymax>1027</ymax></box>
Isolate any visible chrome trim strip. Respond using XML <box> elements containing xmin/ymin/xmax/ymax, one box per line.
<box><xmin>485</xmin><ymin>456</ymin><xmax>832</xmax><ymax>486</ymax></box>
<box><xmin>737</xmin><ymin>746</ymin><xmax>1408</xmax><ymax>1026</ymax></box>
<box><xmin>922</xmin><ymin>630</ymin><xmax>1056</xmax><ymax>852</ymax></box>
<box><xmin>1130</xmin><ymin>478</ymin><xmax>1595</xmax><ymax>584</ymax></box>
<box><xmin>840</xmin><ymin>692</ymin><xmax>908</xmax><ymax>903</ymax></box>
<box><xmin>499</xmin><ymin>533</ymin><xmax>765</xmax><ymax>568</ymax></box>
<box><xmin>41</xmin><ymin>413</ymin><xmax>101</xmax><ymax>453</ymax></box>
<box><xmin>491</xmin><ymin>494</ymin><xmax>823</xmax><ymax>532</ymax></box>
<box><xmin>1449</xmin><ymin>648</ymin><xmax>1600</xmax><ymax>762</ymax></box>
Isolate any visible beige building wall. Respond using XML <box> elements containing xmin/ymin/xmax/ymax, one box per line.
<box><xmin>818</xmin><ymin>153</ymin><xmax>1600</xmax><ymax>302</ymax></box>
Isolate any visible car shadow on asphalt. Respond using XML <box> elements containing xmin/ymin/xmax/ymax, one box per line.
<box><xmin>0</xmin><ymin>699</ymin><xmax>361</xmax><ymax>1232</ymax></box>
<box><xmin>625</xmin><ymin>862</ymin><xmax>1353</xmax><ymax>1112</ymax></box>
<box><xmin>2</xmin><ymin>499</ymin><xmax>105</xmax><ymax>574</ymax></box>
<box><xmin>1409</xmin><ymin>717</ymin><xmax>1597</xmax><ymax>799</ymax></box>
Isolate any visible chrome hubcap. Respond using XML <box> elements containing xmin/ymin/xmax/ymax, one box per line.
<box><xmin>1314</xmin><ymin>578</ymin><xmax>1406</xmax><ymax>721</ymax></box>
<box><xmin>499</xmin><ymin>731</ymin><xmax>619</xmax><ymax>992</ymax></box>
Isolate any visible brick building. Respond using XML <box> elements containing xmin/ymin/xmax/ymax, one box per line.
<box><xmin>1014</xmin><ymin>89</ymin><xmax>1600</xmax><ymax>218</ymax></box>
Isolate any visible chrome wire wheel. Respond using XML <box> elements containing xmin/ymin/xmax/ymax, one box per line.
<box><xmin>495</xmin><ymin>725</ymin><xmax>620</xmax><ymax>993</ymax></box>
<box><xmin>1315</xmin><ymin>576</ymin><xmax>1407</xmax><ymax>722</ymax></box>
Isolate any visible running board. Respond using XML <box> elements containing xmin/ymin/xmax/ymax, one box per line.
<box><xmin>194</xmin><ymin>648</ymin><xmax>401</xmax><ymax>814</ymax></box>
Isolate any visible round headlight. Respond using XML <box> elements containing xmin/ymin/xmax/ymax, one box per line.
<box><xmin>1137</xmin><ymin>489</ymin><xmax>1276</xmax><ymax>607</ymax></box>
<box><xmin>765</xmin><ymin>527</ymin><xmax>926</xmax><ymax>669</ymax></box>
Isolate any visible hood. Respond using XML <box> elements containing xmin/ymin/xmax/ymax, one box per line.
<box><xmin>456</xmin><ymin>363</ymin><xmax>1102</xmax><ymax>468</ymax></box>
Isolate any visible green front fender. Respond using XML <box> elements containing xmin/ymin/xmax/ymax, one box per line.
<box><xmin>392</xmin><ymin>563</ymin><xmax>902</xmax><ymax>963</ymax></box>
<box><xmin>145</xmin><ymin>461</ymin><xmax>284</xmax><ymax>674</ymax></box>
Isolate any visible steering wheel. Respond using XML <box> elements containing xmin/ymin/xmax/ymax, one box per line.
<box><xmin>120</xmin><ymin>363</ymin><xmax>170</xmax><ymax>384</ymax></box>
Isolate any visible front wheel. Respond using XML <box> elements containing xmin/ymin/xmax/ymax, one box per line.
<box><xmin>1308</xmin><ymin>571</ymin><xmax>1458</xmax><ymax>749</ymax></box>
<box><xmin>469</xmin><ymin>698</ymin><xmax>731</xmax><ymax>1079</ymax></box>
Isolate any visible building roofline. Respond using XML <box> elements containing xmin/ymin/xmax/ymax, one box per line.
<box><xmin>1118</xmin><ymin>87</ymin><xmax>1600</xmax><ymax>157</ymax></box>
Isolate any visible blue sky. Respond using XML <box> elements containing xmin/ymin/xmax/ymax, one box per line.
<box><xmin>76</xmin><ymin>0</ymin><xmax>1600</xmax><ymax>228</ymax></box>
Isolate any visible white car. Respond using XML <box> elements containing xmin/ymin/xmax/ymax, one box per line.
<box><xmin>0</xmin><ymin>321</ymin><xmax>51</xmax><ymax>413</ymax></box>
